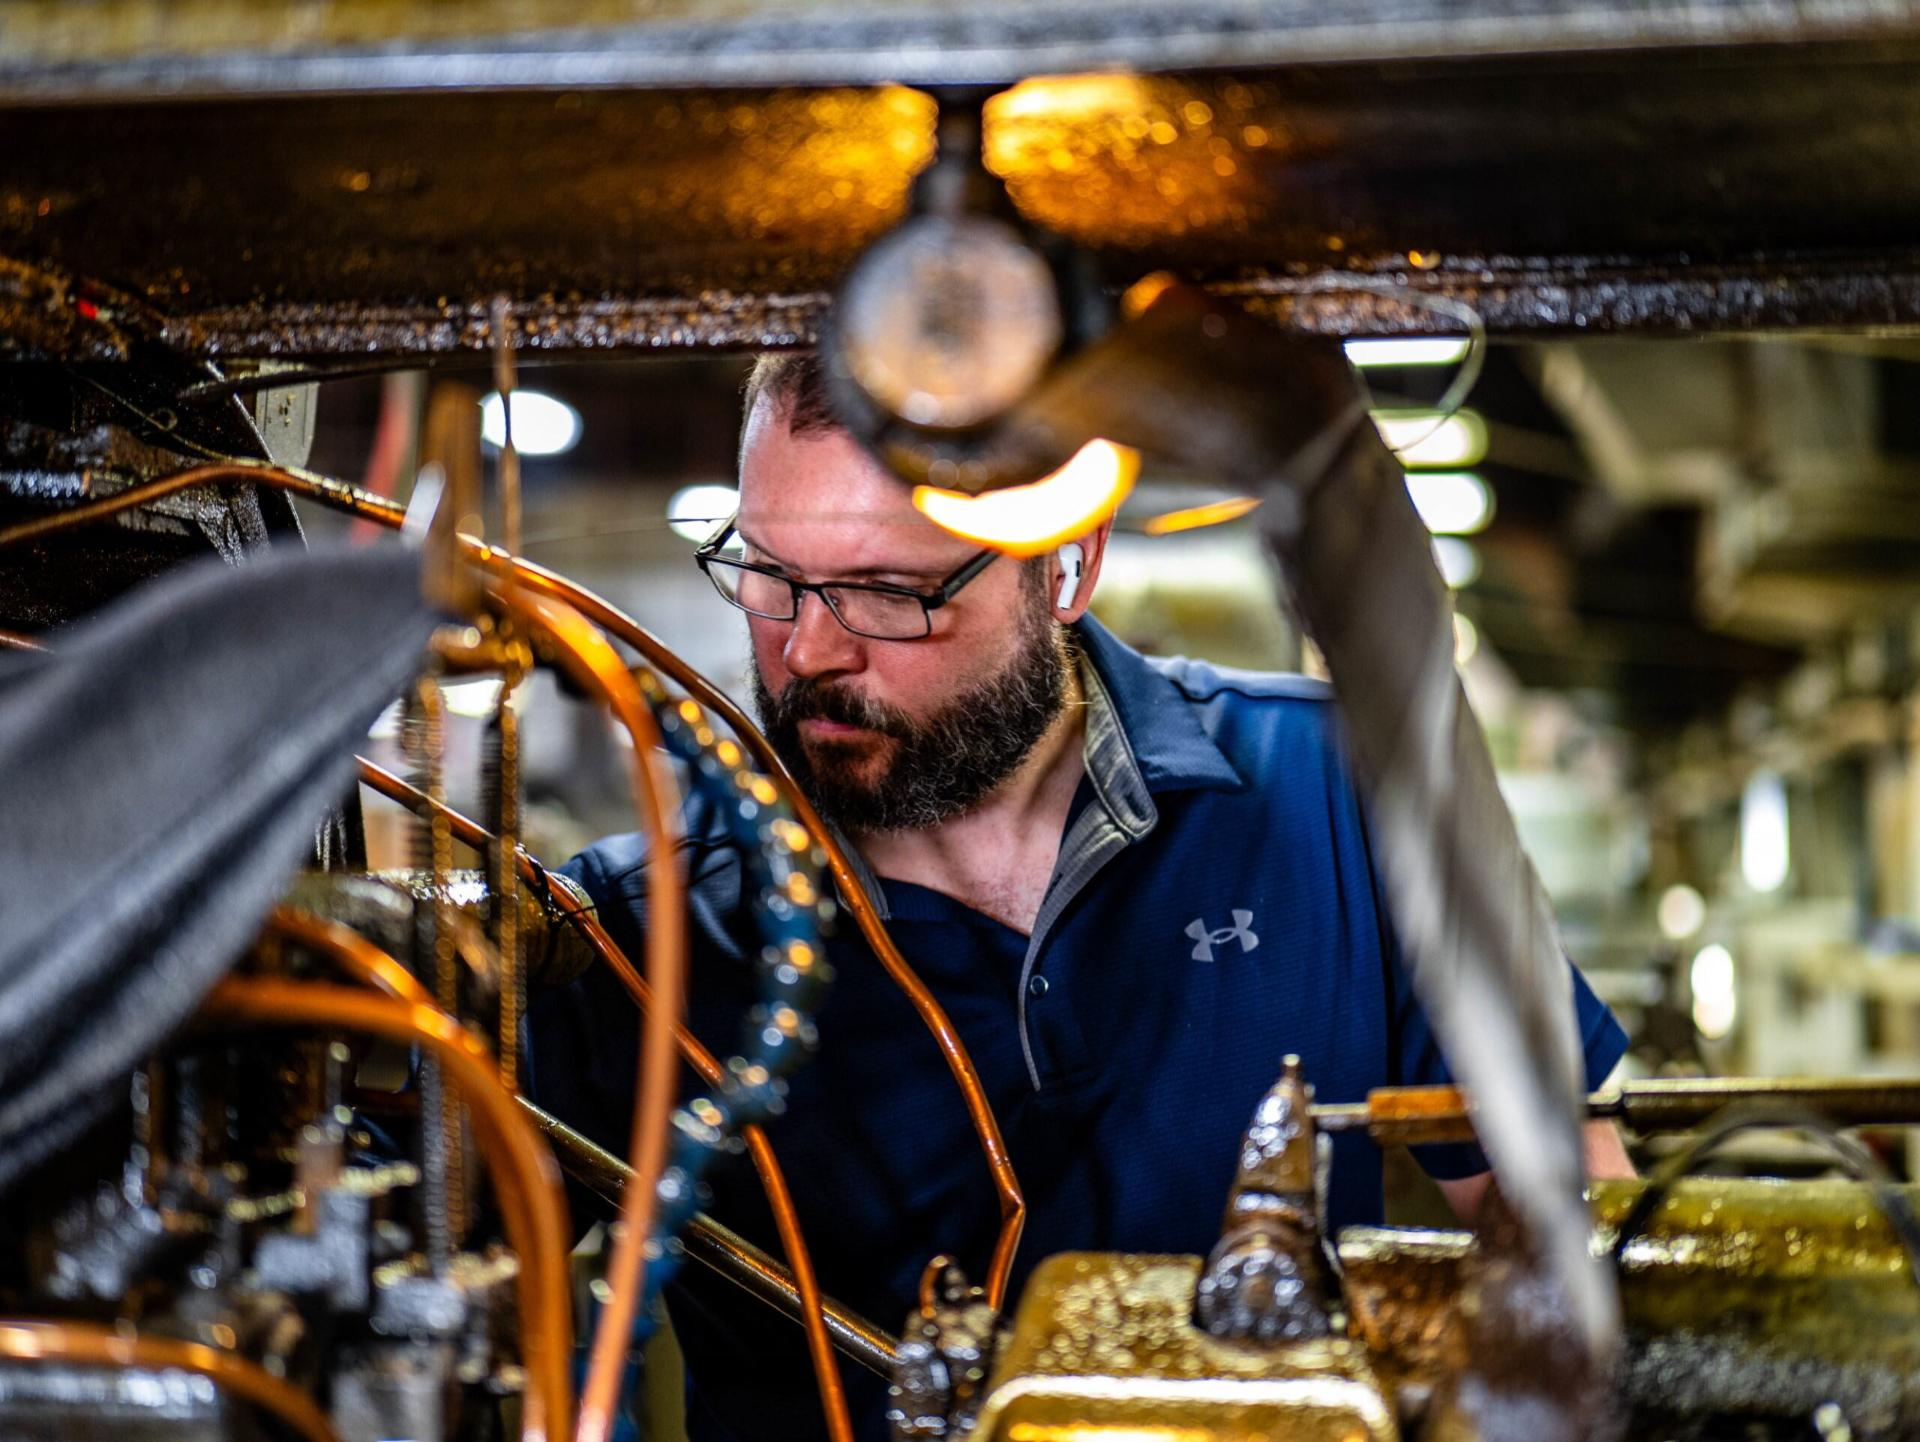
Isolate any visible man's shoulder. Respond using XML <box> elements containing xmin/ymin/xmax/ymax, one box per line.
<box><xmin>1147</xmin><ymin>652</ymin><xmax>1334</xmax><ymax>710</ymax></box>
<box><xmin>1120</xmin><ymin>648</ymin><xmax>1358</xmax><ymax>806</ymax></box>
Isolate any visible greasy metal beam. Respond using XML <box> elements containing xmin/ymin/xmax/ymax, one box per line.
<box><xmin>10</xmin><ymin>36</ymin><xmax>1920</xmax><ymax>358</ymax></box>
<box><xmin>3</xmin><ymin>0</ymin><xmax>1919</xmax><ymax>96</ymax></box>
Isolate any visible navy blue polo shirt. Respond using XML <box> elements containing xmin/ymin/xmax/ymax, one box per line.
<box><xmin>526</xmin><ymin>616</ymin><xmax>1626</xmax><ymax>1442</ymax></box>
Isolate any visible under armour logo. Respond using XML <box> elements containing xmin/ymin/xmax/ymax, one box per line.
<box><xmin>1187</xmin><ymin>910</ymin><xmax>1259</xmax><ymax>962</ymax></box>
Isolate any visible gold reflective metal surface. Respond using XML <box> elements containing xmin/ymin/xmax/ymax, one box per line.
<box><xmin>1343</xmin><ymin>1180</ymin><xmax>1920</xmax><ymax>1432</ymax></box>
<box><xmin>974</xmin><ymin>1254</ymin><xmax>1397</xmax><ymax>1442</ymax></box>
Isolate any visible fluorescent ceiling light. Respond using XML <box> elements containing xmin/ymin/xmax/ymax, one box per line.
<box><xmin>1690</xmin><ymin>943</ymin><xmax>1737</xmax><ymax>1039</ymax></box>
<box><xmin>1373</xmin><ymin>409</ymin><xmax>1488</xmax><ymax>469</ymax></box>
<box><xmin>1406</xmin><ymin>471</ymin><xmax>1493</xmax><ymax>535</ymax></box>
<box><xmin>1432</xmin><ymin>536</ymin><xmax>1480</xmax><ymax>589</ymax></box>
<box><xmin>1345</xmin><ymin>336</ymin><xmax>1472</xmax><ymax>368</ymax></box>
<box><xmin>1740</xmin><ymin>769</ymin><xmax>1790</xmax><ymax>893</ymax></box>
<box><xmin>1657</xmin><ymin>884</ymin><xmax>1707</xmax><ymax>941</ymax></box>
<box><xmin>481</xmin><ymin>391</ymin><xmax>581</xmax><ymax>457</ymax></box>
<box><xmin>667</xmin><ymin>484</ymin><xmax>740</xmax><ymax>543</ymax></box>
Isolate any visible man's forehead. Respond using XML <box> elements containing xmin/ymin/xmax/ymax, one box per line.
<box><xmin>737</xmin><ymin>414</ymin><xmax>959</xmax><ymax>555</ymax></box>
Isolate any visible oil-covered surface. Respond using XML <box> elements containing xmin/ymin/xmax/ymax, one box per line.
<box><xmin>1</xmin><ymin>0</ymin><xmax>1917</xmax><ymax>93</ymax></box>
<box><xmin>974</xmin><ymin>1252</ymin><xmax>1397</xmax><ymax>1442</ymax></box>
<box><xmin>7</xmin><ymin>38</ymin><xmax>1920</xmax><ymax>358</ymax></box>
<box><xmin>280</xmin><ymin>870</ymin><xmax>598</xmax><ymax>990</ymax></box>
<box><xmin>1342</xmin><ymin>1179</ymin><xmax>1920</xmax><ymax>1437</ymax></box>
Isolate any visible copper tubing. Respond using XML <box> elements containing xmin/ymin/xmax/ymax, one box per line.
<box><xmin>0</xmin><ymin>1319</ymin><xmax>338</xmax><ymax>1442</ymax></box>
<box><xmin>491</xmin><ymin>585</ymin><xmax>686</xmax><ymax>1442</ymax></box>
<box><xmin>0</xmin><ymin>459</ymin><xmax>1025</xmax><ymax>1306</ymax></box>
<box><xmin>0</xmin><ymin>627</ymin><xmax>45</xmax><ymax>652</ymax></box>
<box><xmin>497</xmin><ymin>555</ymin><xmax>1026</xmax><ymax>1304</ymax></box>
<box><xmin>522</xmin><ymin>1099</ymin><xmax>896</xmax><ymax>1378</ymax></box>
<box><xmin>356</xmin><ymin>757</ymin><xmax>713</xmax><ymax>1069</ymax></box>
<box><xmin>200</xmin><ymin>978</ymin><xmax>572</xmax><ymax>1442</ymax></box>
<box><xmin>266</xmin><ymin>907</ymin><xmax>437</xmax><ymax>1008</ymax></box>
<box><xmin>0</xmin><ymin>462</ymin><xmax>407</xmax><ymax>548</ymax></box>
<box><xmin>351</xmin><ymin>759</ymin><xmax>853</xmax><ymax>1442</ymax></box>
<box><xmin>572</xmin><ymin>908</ymin><xmax>854</xmax><ymax>1442</ymax></box>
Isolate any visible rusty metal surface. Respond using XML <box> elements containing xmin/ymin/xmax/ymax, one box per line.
<box><xmin>7</xmin><ymin>36</ymin><xmax>1920</xmax><ymax>358</ymax></box>
<box><xmin>976</xmin><ymin>1253</ymin><xmax>1398</xmax><ymax>1442</ymax></box>
<box><xmin>1316</xmin><ymin>1076</ymin><xmax>1920</xmax><ymax>1145</ymax></box>
<box><xmin>1342</xmin><ymin>1179</ymin><xmax>1920</xmax><ymax>1436</ymax></box>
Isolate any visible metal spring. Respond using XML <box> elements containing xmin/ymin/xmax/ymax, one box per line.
<box><xmin>484</xmin><ymin>664</ymin><xmax>525</xmax><ymax>1093</ymax></box>
<box><xmin>404</xmin><ymin>676</ymin><xmax>467</xmax><ymax>1264</ymax></box>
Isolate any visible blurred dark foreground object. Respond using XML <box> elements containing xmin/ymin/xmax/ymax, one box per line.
<box><xmin>0</xmin><ymin>546</ymin><xmax>439</xmax><ymax>1191</ymax></box>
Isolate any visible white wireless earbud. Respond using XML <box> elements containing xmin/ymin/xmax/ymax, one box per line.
<box><xmin>1055</xmin><ymin>542</ymin><xmax>1085</xmax><ymax>610</ymax></box>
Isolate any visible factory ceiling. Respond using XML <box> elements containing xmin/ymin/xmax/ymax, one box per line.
<box><xmin>4</xmin><ymin>0</ymin><xmax>1920</xmax><ymax>361</ymax></box>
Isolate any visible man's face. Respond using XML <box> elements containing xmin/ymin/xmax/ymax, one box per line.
<box><xmin>736</xmin><ymin>399</ymin><xmax>1069</xmax><ymax>833</ymax></box>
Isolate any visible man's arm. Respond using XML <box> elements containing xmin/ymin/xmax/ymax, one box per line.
<box><xmin>1435</xmin><ymin>1120</ymin><xmax>1638</xmax><ymax>1226</ymax></box>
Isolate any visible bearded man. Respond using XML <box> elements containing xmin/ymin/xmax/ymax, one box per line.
<box><xmin>526</xmin><ymin>352</ymin><xmax>1632</xmax><ymax>1442</ymax></box>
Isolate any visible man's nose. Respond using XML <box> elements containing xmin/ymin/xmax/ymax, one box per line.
<box><xmin>782</xmin><ymin>591</ymin><xmax>864</xmax><ymax>680</ymax></box>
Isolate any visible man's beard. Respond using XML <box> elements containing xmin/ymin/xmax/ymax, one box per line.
<box><xmin>751</xmin><ymin>603</ymin><xmax>1072</xmax><ymax>835</ymax></box>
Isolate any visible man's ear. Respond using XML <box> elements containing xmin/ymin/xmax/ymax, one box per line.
<box><xmin>1051</xmin><ymin>519</ymin><xmax>1114</xmax><ymax>624</ymax></box>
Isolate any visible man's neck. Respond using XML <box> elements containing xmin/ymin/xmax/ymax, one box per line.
<box><xmin>854</xmin><ymin>665</ymin><xmax>1088</xmax><ymax>937</ymax></box>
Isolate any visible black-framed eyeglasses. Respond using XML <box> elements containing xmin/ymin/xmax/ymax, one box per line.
<box><xmin>694</xmin><ymin>518</ymin><xmax>998</xmax><ymax>641</ymax></box>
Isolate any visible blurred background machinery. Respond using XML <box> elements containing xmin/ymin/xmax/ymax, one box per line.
<box><xmin>12</xmin><ymin>2</ymin><xmax>1920</xmax><ymax>1440</ymax></box>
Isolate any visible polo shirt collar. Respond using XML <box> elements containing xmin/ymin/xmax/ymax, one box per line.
<box><xmin>1073</xmin><ymin>614</ymin><xmax>1246</xmax><ymax>833</ymax></box>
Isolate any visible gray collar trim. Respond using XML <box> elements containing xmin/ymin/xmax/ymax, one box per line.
<box><xmin>1077</xmin><ymin>651</ymin><xmax>1157</xmax><ymax>840</ymax></box>
<box><xmin>821</xmin><ymin>649</ymin><xmax>1155</xmax><ymax>923</ymax></box>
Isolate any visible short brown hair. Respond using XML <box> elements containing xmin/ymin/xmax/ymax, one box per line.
<box><xmin>741</xmin><ymin>352</ymin><xmax>840</xmax><ymax>440</ymax></box>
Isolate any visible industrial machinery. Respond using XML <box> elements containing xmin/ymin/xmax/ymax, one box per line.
<box><xmin>8</xmin><ymin>5</ymin><xmax>1920</xmax><ymax>1441</ymax></box>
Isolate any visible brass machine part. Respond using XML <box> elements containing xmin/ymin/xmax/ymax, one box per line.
<box><xmin>493</xmin><ymin>583</ymin><xmax>687</xmax><ymax>1442</ymax></box>
<box><xmin>972</xmin><ymin>1253</ymin><xmax>1398</xmax><ymax>1442</ymax></box>
<box><xmin>1314</xmin><ymin>1078</ymin><xmax>1920</xmax><ymax>1147</ymax></box>
<box><xmin>279</xmin><ymin>869</ymin><xmax>596</xmax><ymax>991</ymax></box>
<box><xmin>268</xmin><ymin>907</ymin><xmax>435</xmax><ymax>1004</ymax></box>
<box><xmin>520</xmin><ymin>1099</ymin><xmax>900</xmax><ymax>1379</ymax></box>
<box><xmin>0</xmin><ymin>1320</ymin><xmax>339</xmax><ymax>1442</ymax></box>
<box><xmin>354</xmin><ymin>757</ymin><xmax>855</xmax><ymax>1442</ymax></box>
<box><xmin>1342</xmin><ymin>1178</ymin><xmax>1920</xmax><ymax>1432</ymax></box>
<box><xmin>0</xmin><ymin>456</ymin><xmax>1027</xmax><ymax>1311</ymax></box>
<box><xmin>1196</xmin><ymin>1056</ymin><xmax>1338</xmax><ymax>1344</ymax></box>
<box><xmin>199</xmin><ymin>977</ymin><xmax>573</xmax><ymax>1442</ymax></box>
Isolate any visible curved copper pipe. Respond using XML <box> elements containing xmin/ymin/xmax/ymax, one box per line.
<box><xmin>352</xmin><ymin>758</ymin><xmax>854</xmax><ymax>1442</ymax></box>
<box><xmin>267</xmin><ymin>907</ymin><xmax>436</xmax><ymax>1007</ymax></box>
<box><xmin>200</xmin><ymin>978</ymin><xmax>572</xmax><ymax>1442</ymax></box>
<box><xmin>491</xmin><ymin>585</ymin><xmax>686</xmax><ymax>1442</ymax></box>
<box><xmin>0</xmin><ymin>462</ymin><xmax>406</xmax><ymax>548</ymax></box>
<box><xmin>0</xmin><ymin>459</ymin><xmax>1024</xmax><ymax>1307</ymax></box>
<box><xmin>0</xmin><ymin>1320</ymin><xmax>338</xmax><ymax>1442</ymax></box>
<box><xmin>0</xmin><ymin>627</ymin><xmax>46</xmax><ymax>652</ymax></box>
